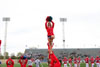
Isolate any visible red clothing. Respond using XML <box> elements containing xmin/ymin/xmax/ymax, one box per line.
<box><xmin>90</xmin><ymin>57</ymin><xmax>94</xmax><ymax>64</ymax></box>
<box><xmin>95</xmin><ymin>57</ymin><xmax>100</xmax><ymax>63</ymax></box>
<box><xmin>0</xmin><ymin>40</ymin><xmax>1</xmax><ymax>46</ymax></box>
<box><xmin>47</xmin><ymin>43</ymin><xmax>54</xmax><ymax>51</ymax></box>
<box><xmin>28</xmin><ymin>66</ymin><xmax>32</xmax><ymax>67</ymax></box>
<box><xmin>63</xmin><ymin>57</ymin><xmax>67</xmax><ymax>64</ymax></box>
<box><xmin>77</xmin><ymin>57</ymin><xmax>81</xmax><ymax>63</ymax></box>
<box><xmin>69</xmin><ymin>58</ymin><xmax>72</xmax><ymax>63</ymax></box>
<box><xmin>45</xmin><ymin>21</ymin><xmax>54</xmax><ymax>36</ymax></box>
<box><xmin>85</xmin><ymin>57</ymin><xmax>89</xmax><ymax>63</ymax></box>
<box><xmin>19</xmin><ymin>59</ymin><xmax>28</xmax><ymax>67</ymax></box>
<box><xmin>6</xmin><ymin>58</ymin><xmax>14</xmax><ymax>67</ymax></box>
<box><xmin>74</xmin><ymin>58</ymin><xmax>77</xmax><ymax>64</ymax></box>
<box><xmin>31</xmin><ymin>58</ymin><xmax>34</xmax><ymax>62</ymax></box>
<box><xmin>0</xmin><ymin>40</ymin><xmax>1</xmax><ymax>53</ymax></box>
<box><xmin>48</xmin><ymin>43</ymin><xmax>54</xmax><ymax>59</ymax></box>
<box><xmin>50</xmin><ymin>59</ymin><xmax>54</xmax><ymax>67</ymax></box>
<box><xmin>50</xmin><ymin>52</ymin><xmax>61</xmax><ymax>67</ymax></box>
<box><xmin>54</xmin><ymin>62</ymin><xmax>61</xmax><ymax>67</ymax></box>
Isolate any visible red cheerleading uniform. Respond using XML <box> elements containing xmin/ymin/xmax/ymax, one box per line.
<box><xmin>74</xmin><ymin>58</ymin><xmax>77</xmax><ymax>64</ymax></box>
<box><xmin>19</xmin><ymin>59</ymin><xmax>28</xmax><ymax>67</ymax></box>
<box><xmin>0</xmin><ymin>40</ymin><xmax>1</xmax><ymax>52</ymax></box>
<box><xmin>28</xmin><ymin>66</ymin><xmax>32</xmax><ymax>67</ymax></box>
<box><xmin>47</xmin><ymin>42</ymin><xmax>54</xmax><ymax>51</ymax></box>
<box><xmin>77</xmin><ymin>57</ymin><xmax>81</xmax><ymax>63</ymax></box>
<box><xmin>48</xmin><ymin>42</ymin><xmax>54</xmax><ymax>59</ymax></box>
<box><xmin>49</xmin><ymin>59</ymin><xmax>54</xmax><ymax>67</ymax></box>
<box><xmin>6</xmin><ymin>58</ymin><xmax>14</xmax><ymax>67</ymax></box>
<box><xmin>0</xmin><ymin>40</ymin><xmax>1</xmax><ymax>46</ymax></box>
<box><xmin>45</xmin><ymin>21</ymin><xmax>54</xmax><ymax>36</ymax></box>
<box><xmin>49</xmin><ymin>52</ymin><xmax>61</xmax><ymax>67</ymax></box>
<box><xmin>63</xmin><ymin>57</ymin><xmax>67</xmax><ymax>64</ymax></box>
<box><xmin>95</xmin><ymin>56</ymin><xmax>100</xmax><ymax>63</ymax></box>
<box><xmin>69</xmin><ymin>58</ymin><xmax>72</xmax><ymax>67</ymax></box>
<box><xmin>69</xmin><ymin>58</ymin><xmax>72</xmax><ymax>63</ymax></box>
<box><xmin>85</xmin><ymin>57</ymin><xmax>89</xmax><ymax>63</ymax></box>
<box><xmin>90</xmin><ymin>57</ymin><xmax>94</xmax><ymax>64</ymax></box>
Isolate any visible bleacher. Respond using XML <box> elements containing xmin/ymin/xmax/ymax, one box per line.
<box><xmin>25</xmin><ymin>48</ymin><xmax>100</xmax><ymax>58</ymax></box>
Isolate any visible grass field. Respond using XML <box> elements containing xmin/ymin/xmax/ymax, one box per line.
<box><xmin>1</xmin><ymin>63</ymin><xmax>97</xmax><ymax>67</ymax></box>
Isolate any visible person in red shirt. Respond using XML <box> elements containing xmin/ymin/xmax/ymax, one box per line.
<box><xmin>47</xmin><ymin>42</ymin><xmax>54</xmax><ymax>66</ymax></box>
<box><xmin>48</xmin><ymin>48</ymin><xmax>61</xmax><ymax>67</ymax></box>
<box><xmin>48</xmin><ymin>48</ymin><xmax>54</xmax><ymax>67</ymax></box>
<box><xmin>0</xmin><ymin>40</ymin><xmax>1</xmax><ymax>46</ymax></box>
<box><xmin>45</xmin><ymin>16</ymin><xmax>55</xmax><ymax>51</ymax></box>
<box><xmin>74</xmin><ymin>57</ymin><xmax>77</xmax><ymax>67</ymax></box>
<box><xmin>6</xmin><ymin>58</ymin><xmax>14</xmax><ymax>67</ymax></box>
<box><xmin>47</xmin><ymin>42</ymin><xmax>54</xmax><ymax>53</ymax></box>
<box><xmin>77</xmin><ymin>56</ymin><xmax>81</xmax><ymax>67</ymax></box>
<box><xmin>69</xmin><ymin>57</ymin><xmax>72</xmax><ymax>67</ymax></box>
<box><xmin>48</xmin><ymin>59</ymin><xmax>54</xmax><ymax>67</ymax></box>
<box><xmin>95</xmin><ymin>56</ymin><xmax>100</xmax><ymax>67</ymax></box>
<box><xmin>63</xmin><ymin>57</ymin><xmax>67</xmax><ymax>67</ymax></box>
<box><xmin>85</xmin><ymin>56</ymin><xmax>89</xmax><ymax>67</ymax></box>
<box><xmin>90</xmin><ymin>56</ymin><xmax>94</xmax><ymax>67</ymax></box>
<box><xmin>50</xmin><ymin>51</ymin><xmax>61</xmax><ymax>67</ymax></box>
<box><xmin>0</xmin><ymin>40</ymin><xmax>1</xmax><ymax>53</ymax></box>
<box><xmin>19</xmin><ymin>56</ymin><xmax>28</xmax><ymax>67</ymax></box>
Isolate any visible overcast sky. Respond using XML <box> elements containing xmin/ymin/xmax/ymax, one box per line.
<box><xmin>0</xmin><ymin>0</ymin><xmax>100</xmax><ymax>56</ymax></box>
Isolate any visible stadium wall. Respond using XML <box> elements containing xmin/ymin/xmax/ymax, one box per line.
<box><xmin>24</xmin><ymin>48</ymin><xmax>100</xmax><ymax>58</ymax></box>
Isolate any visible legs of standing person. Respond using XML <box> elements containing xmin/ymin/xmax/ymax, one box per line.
<box><xmin>64</xmin><ymin>64</ymin><xmax>67</xmax><ymax>67</ymax></box>
<box><xmin>47</xmin><ymin>35</ymin><xmax>55</xmax><ymax>67</ymax></box>
<box><xmin>86</xmin><ymin>63</ymin><xmax>89</xmax><ymax>67</ymax></box>
<box><xmin>98</xmin><ymin>63</ymin><xmax>100</xmax><ymax>67</ymax></box>
<box><xmin>92</xmin><ymin>63</ymin><xmax>94</xmax><ymax>67</ymax></box>
<box><xmin>69</xmin><ymin>64</ymin><xmax>71</xmax><ymax>67</ymax></box>
<box><xmin>74</xmin><ymin>64</ymin><xmax>77</xmax><ymax>67</ymax></box>
<box><xmin>77</xmin><ymin>63</ymin><xmax>80</xmax><ymax>67</ymax></box>
<box><xmin>69</xmin><ymin>63</ymin><xmax>72</xmax><ymax>67</ymax></box>
<box><xmin>79</xmin><ymin>63</ymin><xmax>80</xmax><ymax>67</ymax></box>
<box><xmin>99</xmin><ymin>63</ymin><xmax>100</xmax><ymax>67</ymax></box>
<box><xmin>48</xmin><ymin>35</ymin><xmax>54</xmax><ymax>51</ymax></box>
<box><xmin>96</xmin><ymin>63</ymin><xmax>100</xmax><ymax>67</ymax></box>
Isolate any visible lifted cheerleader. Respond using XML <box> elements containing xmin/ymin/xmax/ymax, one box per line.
<box><xmin>45</xmin><ymin>16</ymin><xmax>55</xmax><ymax>51</ymax></box>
